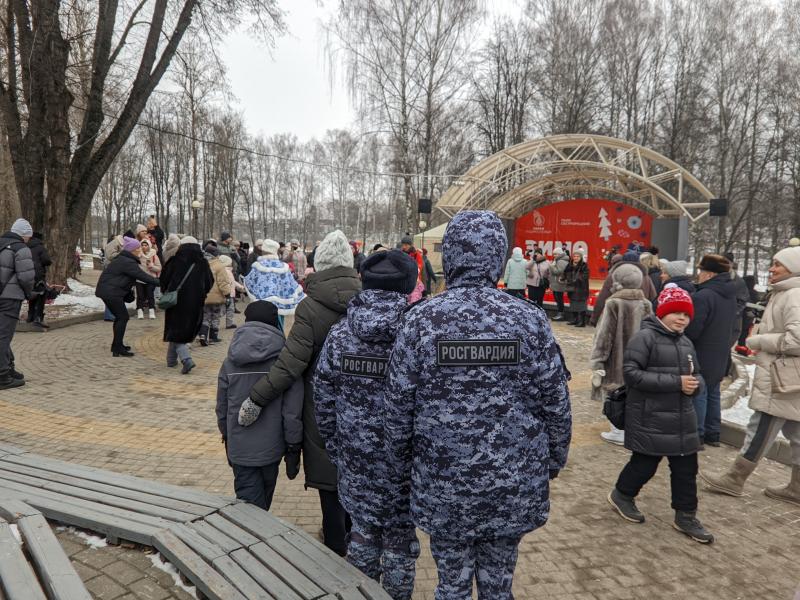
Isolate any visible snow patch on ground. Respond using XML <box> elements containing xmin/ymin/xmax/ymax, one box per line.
<box><xmin>148</xmin><ymin>553</ymin><xmax>197</xmax><ymax>596</ymax></box>
<box><xmin>50</xmin><ymin>278</ymin><xmax>134</xmax><ymax>315</ymax></box>
<box><xmin>55</xmin><ymin>525</ymin><xmax>108</xmax><ymax>548</ymax></box>
<box><xmin>722</xmin><ymin>363</ymin><xmax>786</xmax><ymax>441</ymax></box>
<box><xmin>10</xmin><ymin>523</ymin><xmax>21</xmax><ymax>543</ymax></box>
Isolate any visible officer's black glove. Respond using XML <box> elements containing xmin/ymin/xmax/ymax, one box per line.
<box><xmin>549</xmin><ymin>469</ymin><xmax>560</xmax><ymax>480</ymax></box>
<box><xmin>285</xmin><ymin>444</ymin><xmax>301</xmax><ymax>480</ymax></box>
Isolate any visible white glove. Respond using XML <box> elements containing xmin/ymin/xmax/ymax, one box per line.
<box><xmin>591</xmin><ymin>369</ymin><xmax>606</xmax><ymax>387</ymax></box>
<box><xmin>238</xmin><ymin>398</ymin><xmax>262</xmax><ymax>427</ymax></box>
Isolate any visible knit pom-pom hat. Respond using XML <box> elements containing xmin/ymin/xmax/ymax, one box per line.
<box><xmin>656</xmin><ymin>283</ymin><xmax>694</xmax><ymax>320</ymax></box>
<box><xmin>611</xmin><ymin>263</ymin><xmax>643</xmax><ymax>292</ymax></box>
<box><xmin>314</xmin><ymin>230</ymin><xmax>353</xmax><ymax>272</ymax></box>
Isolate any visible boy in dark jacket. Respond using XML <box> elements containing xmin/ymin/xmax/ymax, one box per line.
<box><xmin>216</xmin><ymin>301</ymin><xmax>304</xmax><ymax>510</ymax></box>
<box><xmin>314</xmin><ymin>249</ymin><xmax>419</xmax><ymax>600</ymax></box>
<box><xmin>608</xmin><ymin>284</ymin><xmax>714</xmax><ymax>543</ymax></box>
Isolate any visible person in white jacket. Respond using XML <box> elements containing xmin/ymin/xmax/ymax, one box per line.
<box><xmin>701</xmin><ymin>246</ymin><xmax>800</xmax><ymax>506</ymax></box>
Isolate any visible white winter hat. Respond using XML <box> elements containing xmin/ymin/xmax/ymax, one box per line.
<box><xmin>314</xmin><ymin>230</ymin><xmax>354</xmax><ymax>272</ymax></box>
<box><xmin>254</xmin><ymin>239</ymin><xmax>264</xmax><ymax>247</ymax></box>
<box><xmin>180</xmin><ymin>235</ymin><xmax>199</xmax><ymax>245</ymax></box>
<box><xmin>774</xmin><ymin>247</ymin><xmax>800</xmax><ymax>274</ymax></box>
<box><xmin>261</xmin><ymin>239</ymin><xmax>280</xmax><ymax>256</ymax></box>
<box><xmin>219</xmin><ymin>254</ymin><xmax>233</xmax><ymax>267</ymax></box>
<box><xmin>10</xmin><ymin>218</ymin><xmax>32</xmax><ymax>237</ymax></box>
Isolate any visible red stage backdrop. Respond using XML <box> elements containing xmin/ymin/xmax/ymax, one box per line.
<box><xmin>513</xmin><ymin>199</ymin><xmax>653</xmax><ymax>279</ymax></box>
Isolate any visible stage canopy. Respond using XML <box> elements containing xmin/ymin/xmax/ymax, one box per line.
<box><xmin>436</xmin><ymin>134</ymin><xmax>715</xmax><ymax>223</ymax></box>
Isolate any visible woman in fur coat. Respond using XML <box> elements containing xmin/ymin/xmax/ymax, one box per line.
<box><xmin>244</xmin><ymin>239</ymin><xmax>306</xmax><ymax>327</ymax></box>
<box><xmin>590</xmin><ymin>263</ymin><xmax>653</xmax><ymax>444</ymax></box>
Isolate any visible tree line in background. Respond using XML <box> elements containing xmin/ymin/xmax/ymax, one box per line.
<box><xmin>1</xmin><ymin>0</ymin><xmax>799</xmax><ymax>284</ymax></box>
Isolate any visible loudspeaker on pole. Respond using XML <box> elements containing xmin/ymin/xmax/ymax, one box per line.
<box><xmin>709</xmin><ymin>198</ymin><xmax>727</xmax><ymax>217</ymax></box>
<box><xmin>418</xmin><ymin>198</ymin><xmax>432</xmax><ymax>214</ymax></box>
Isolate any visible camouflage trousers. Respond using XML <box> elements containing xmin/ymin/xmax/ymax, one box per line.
<box><xmin>429</xmin><ymin>535</ymin><xmax>521</xmax><ymax>600</ymax></box>
<box><xmin>347</xmin><ymin>519</ymin><xmax>420</xmax><ymax>600</ymax></box>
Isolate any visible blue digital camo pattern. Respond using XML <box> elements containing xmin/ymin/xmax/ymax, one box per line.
<box><xmin>314</xmin><ymin>288</ymin><xmax>413</xmax><ymax>528</ymax></box>
<box><xmin>314</xmin><ymin>288</ymin><xmax>419</xmax><ymax>598</ymax></box>
<box><xmin>383</xmin><ymin>210</ymin><xmax>572</xmax><ymax>540</ymax></box>
<box><xmin>429</xmin><ymin>536</ymin><xmax>520</xmax><ymax>600</ymax></box>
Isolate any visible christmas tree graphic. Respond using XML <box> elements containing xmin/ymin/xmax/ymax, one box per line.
<box><xmin>598</xmin><ymin>208</ymin><xmax>612</xmax><ymax>241</ymax></box>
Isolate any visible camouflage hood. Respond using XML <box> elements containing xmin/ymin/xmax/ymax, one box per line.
<box><xmin>442</xmin><ymin>210</ymin><xmax>508</xmax><ymax>288</ymax></box>
<box><xmin>347</xmin><ymin>288</ymin><xmax>408</xmax><ymax>343</ymax></box>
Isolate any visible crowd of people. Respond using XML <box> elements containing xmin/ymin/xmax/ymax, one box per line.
<box><xmin>2</xmin><ymin>210</ymin><xmax>800</xmax><ymax>599</ymax></box>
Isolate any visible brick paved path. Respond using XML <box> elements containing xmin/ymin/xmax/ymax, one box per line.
<box><xmin>2</xmin><ymin>311</ymin><xmax>799</xmax><ymax>599</ymax></box>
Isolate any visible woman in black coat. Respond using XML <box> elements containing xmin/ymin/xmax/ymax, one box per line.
<box><xmin>561</xmin><ymin>250</ymin><xmax>590</xmax><ymax>326</ymax></box>
<box><xmin>26</xmin><ymin>232</ymin><xmax>52</xmax><ymax>327</ymax></box>
<box><xmin>95</xmin><ymin>239</ymin><xmax>160</xmax><ymax>356</ymax></box>
<box><xmin>160</xmin><ymin>238</ymin><xmax>213</xmax><ymax>373</ymax></box>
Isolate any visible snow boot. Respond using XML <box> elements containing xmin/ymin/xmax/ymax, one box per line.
<box><xmin>198</xmin><ymin>325</ymin><xmax>209</xmax><ymax>347</ymax></box>
<box><xmin>566</xmin><ymin>312</ymin><xmax>578</xmax><ymax>325</ymax></box>
<box><xmin>607</xmin><ymin>488</ymin><xmax>645</xmax><ymax>523</ymax></box>
<box><xmin>552</xmin><ymin>312</ymin><xmax>565</xmax><ymax>321</ymax></box>
<box><xmin>673</xmin><ymin>511</ymin><xmax>714</xmax><ymax>544</ymax></box>
<box><xmin>209</xmin><ymin>328</ymin><xmax>222</xmax><ymax>344</ymax></box>
<box><xmin>181</xmin><ymin>358</ymin><xmax>196</xmax><ymax>375</ymax></box>
<box><xmin>137</xmin><ymin>308</ymin><xmax>144</xmax><ymax>319</ymax></box>
<box><xmin>148</xmin><ymin>308</ymin><xmax>156</xmax><ymax>320</ymax></box>
<box><xmin>700</xmin><ymin>455</ymin><xmax>758</xmax><ymax>496</ymax></box>
<box><xmin>575</xmin><ymin>311</ymin><xmax>587</xmax><ymax>327</ymax></box>
<box><xmin>764</xmin><ymin>465</ymin><xmax>800</xmax><ymax>507</ymax></box>
<box><xmin>0</xmin><ymin>371</ymin><xmax>25</xmax><ymax>390</ymax></box>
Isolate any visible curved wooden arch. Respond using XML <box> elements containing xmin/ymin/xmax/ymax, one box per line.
<box><xmin>437</xmin><ymin>134</ymin><xmax>715</xmax><ymax>223</ymax></box>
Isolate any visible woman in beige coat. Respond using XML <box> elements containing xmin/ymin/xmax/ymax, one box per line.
<box><xmin>702</xmin><ymin>246</ymin><xmax>800</xmax><ymax>506</ymax></box>
<box><xmin>200</xmin><ymin>245</ymin><xmax>232</xmax><ymax>346</ymax></box>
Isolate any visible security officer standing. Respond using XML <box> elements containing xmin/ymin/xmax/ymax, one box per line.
<box><xmin>383</xmin><ymin>211</ymin><xmax>572</xmax><ymax>600</ymax></box>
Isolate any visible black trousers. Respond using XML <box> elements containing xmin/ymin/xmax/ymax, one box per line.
<box><xmin>318</xmin><ymin>489</ymin><xmax>352</xmax><ymax>557</ymax></box>
<box><xmin>616</xmin><ymin>451</ymin><xmax>698</xmax><ymax>512</ymax></box>
<box><xmin>232</xmin><ymin>462</ymin><xmax>279</xmax><ymax>511</ymax></box>
<box><xmin>135</xmin><ymin>282</ymin><xmax>155</xmax><ymax>310</ymax></box>
<box><xmin>103</xmin><ymin>297</ymin><xmax>129</xmax><ymax>351</ymax></box>
<box><xmin>505</xmin><ymin>288</ymin><xmax>525</xmax><ymax>300</ymax></box>
<box><xmin>738</xmin><ymin>314</ymin><xmax>754</xmax><ymax>346</ymax></box>
<box><xmin>527</xmin><ymin>285</ymin><xmax>546</xmax><ymax>307</ymax></box>
<box><xmin>552</xmin><ymin>290</ymin><xmax>565</xmax><ymax>313</ymax></box>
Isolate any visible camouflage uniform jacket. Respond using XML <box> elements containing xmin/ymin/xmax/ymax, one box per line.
<box><xmin>383</xmin><ymin>210</ymin><xmax>573</xmax><ymax>540</ymax></box>
<box><xmin>314</xmin><ymin>289</ymin><xmax>411</xmax><ymax>528</ymax></box>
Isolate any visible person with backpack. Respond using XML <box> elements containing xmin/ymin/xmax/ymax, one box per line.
<box><xmin>0</xmin><ymin>219</ymin><xmax>35</xmax><ymax>389</ymax></box>
<box><xmin>607</xmin><ymin>284</ymin><xmax>713</xmax><ymax>544</ymax></box>
<box><xmin>217</xmin><ymin>301</ymin><xmax>304</xmax><ymax>510</ymax></box>
<box><xmin>314</xmin><ymin>249</ymin><xmax>420</xmax><ymax>599</ymax></box>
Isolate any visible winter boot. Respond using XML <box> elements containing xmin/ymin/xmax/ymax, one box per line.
<box><xmin>10</xmin><ymin>368</ymin><xmax>24</xmax><ymax>380</ymax></box>
<box><xmin>137</xmin><ymin>308</ymin><xmax>144</xmax><ymax>319</ymax></box>
<box><xmin>575</xmin><ymin>311</ymin><xmax>587</xmax><ymax>327</ymax></box>
<box><xmin>148</xmin><ymin>308</ymin><xmax>156</xmax><ymax>320</ymax></box>
<box><xmin>566</xmin><ymin>312</ymin><xmax>578</xmax><ymax>325</ymax></box>
<box><xmin>209</xmin><ymin>328</ymin><xmax>222</xmax><ymax>344</ymax></box>
<box><xmin>552</xmin><ymin>312</ymin><xmax>565</xmax><ymax>321</ymax></box>
<box><xmin>607</xmin><ymin>488</ymin><xmax>645</xmax><ymax>523</ymax></box>
<box><xmin>198</xmin><ymin>325</ymin><xmax>209</xmax><ymax>347</ymax></box>
<box><xmin>673</xmin><ymin>511</ymin><xmax>714</xmax><ymax>544</ymax></box>
<box><xmin>0</xmin><ymin>371</ymin><xmax>25</xmax><ymax>390</ymax></box>
<box><xmin>181</xmin><ymin>358</ymin><xmax>196</xmax><ymax>375</ymax></box>
<box><xmin>764</xmin><ymin>466</ymin><xmax>800</xmax><ymax>507</ymax></box>
<box><xmin>700</xmin><ymin>455</ymin><xmax>758</xmax><ymax>496</ymax></box>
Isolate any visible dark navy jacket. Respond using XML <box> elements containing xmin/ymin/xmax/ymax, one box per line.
<box><xmin>314</xmin><ymin>289</ymin><xmax>410</xmax><ymax>528</ymax></box>
<box><xmin>383</xmin><ymin>211</ymin><xmax>572</xmax><ymax>540</ymax></box>
<box><xmin>684</xmin><ymin>273</ymin><xmax>737</xmax><ymax>384</ymax></box>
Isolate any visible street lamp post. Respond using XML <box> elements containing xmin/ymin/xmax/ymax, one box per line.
<box><xmin>419</xmin><ymin>219</ymin><xmax>427</xmax><ymax>255</ymax></box>
<box><xmin>191</xmin><ymin>200</ymin><xmax>201</xmax><ymax>238</ymax></box>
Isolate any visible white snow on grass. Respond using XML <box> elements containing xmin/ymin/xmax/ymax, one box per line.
<box><xmin>149</xmin><ymin>552</ymin><xmax>197</xmax><ymax>596</ymax></box>
<box><xmin>51</xmin><ymin>278</ymin><xmax>135</xmax><ymax>314</ymax></box>
<box><xmin>10</xmin><ymin>523</ymin><xmax>21</xmax><ymax>543</ymax></box>
<box><xmin>55</xmin><ymin>525</ymin><xmax>108</xmax><ymax>548</ymax></box>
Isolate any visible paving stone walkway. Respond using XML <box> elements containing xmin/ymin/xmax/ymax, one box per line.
<box><xmin>2</xmin><ymin>307</ymin><xmax>799</xmax><ymax>599</ymax></box>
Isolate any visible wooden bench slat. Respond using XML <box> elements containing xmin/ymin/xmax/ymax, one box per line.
<box><xmin>0</xmin><ymin>487</ymin><xmax>160</xmax><ymax>546</ymax></box>
<box><xmin>212</xmin><ymin>554</ymin><xmax>276</xmax><ymax>600</ymax></box>
<box><xmin>16</xmin><ymin>514</ymin><xmax>92</xmax><ymax>600</ymax></box>
<box><xmin>0</xmin><ymin>455</ymin><xmax>230</xmax><ymax>509</ymax></box>
<box><xmin>218</xmin><ymin>503</ymin><xmax>289</xmax><ymax>542</ymax></box>
<box><xmin>0</xmin><ymin>469</ymin><xmax>195</xmax><ymax>523</ymax></box>
<box><xmin>336</xmin><ymin>589</ymin><xmax>371</xmax><ymax>600</ymax></box>
<box><xmin>0</xmin><ymin>477</ymin><xmax>172</xmax><ymax>530</ymax></box>
<box><xmin>0</xmin><ymin>497</ymin><xmax>43</xmax><ymax>521</ymax></box>
<box><xmin>0</xmin><ymin>461</ymin><xmax>213</xmax><ymax>517</ymax></box>
<box><xmin>0</xmin><ymin>520</ymin><xmax>48</xmax><ymax>600</ymax></box>
<box><xmin>168</xmin><ymin>523</ymin><xmax>227</xmax><ymax>563</ymax></box>
<box><xmin>358</xmin><ymin>579</ymin><xmax>393</xmax><ymax>600</ymax></box>
<box><xmin>0</xmin><ymin>444</ymin><xmax>24</xmax><ymax>456</ymax></box>
<box><xmin>203</xmin><ymin>513</ymin><xmax>259</xmax><ymax>548</ymax></box>
<box><xmin>266</xmin><ymin>535</ymin><xmax>345</xmax><ymax>593</ymax></box>
<box><xmin>189</xmin><ymin>520</ymin><xmax>241</xmax><ymax>554</ymax></box>
<box><xmin>282</xmin><ymin>530</ymin><xmax>364</xmax><ymax>587</ymax></box>
<box><xmin>247</xmin><ymin>542</ymin><xmax>326</xmax><ymax>600</ymax></box>
<box><xmin>230</xmin><ymin>547</ymin><xmax>306</xmax><ymax>600</ymax></box>
<box><xmin>153</xmin><ymin>529</ymin><xmax>247</xmax><ymax>600</ymax></box>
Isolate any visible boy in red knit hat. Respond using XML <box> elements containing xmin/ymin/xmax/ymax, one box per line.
<box><xmin>607</xmin><ymin>283</ymin><xmax>714</xmax><ymax>543</ymax></box>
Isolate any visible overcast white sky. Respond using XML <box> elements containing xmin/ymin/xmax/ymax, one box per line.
<box><xmin>218</xmin><ymin>0</ymin><xmax>523</xmax><ymax>141</ymax></box>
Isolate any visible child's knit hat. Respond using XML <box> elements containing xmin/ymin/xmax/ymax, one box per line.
<box><xmin>656</xmin><ymin>283</ymin><xmax>694</xmax><ymax>320</ymax></box>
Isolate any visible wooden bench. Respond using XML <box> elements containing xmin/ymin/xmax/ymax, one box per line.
<box><xmin>0</xmin><ymin>499</ymin><xmax>91</xmax><ymax>600</ymax></box>
<box><xmin>0</xmin><ymin>444</ymin><xmax>392</xmax><ymax>600</ymax></box>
